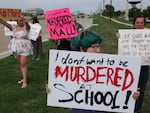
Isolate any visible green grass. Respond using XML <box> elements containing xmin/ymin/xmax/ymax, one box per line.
<box><xmin>113</xmin><ymin>16</ymin><xmax>150</xmax><ymax>28</ymax></box>
<box><xmin>0</xmin><ymin>16</ymin><xmax>150</xmax><ymax>113</ymax></box>
<box><xmin>90</xmin><ymin>16</ymin><xmax>131</xmax><ymax>54</ymax></box>
<box><xmin>0</xmin><ymin>41</ymin><xmax>71</xmax><ymax>113</ymax></box>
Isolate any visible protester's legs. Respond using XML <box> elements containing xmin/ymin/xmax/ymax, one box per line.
<box><xmin>134</xmin><ymin>66</ymin><xmax>149</xmax><ymax>113</ymax></box>
<box><xmin>17</xmin><ymin>55</ymin><xmax>28</xmax><ymax>87</ymax></box>
<box><xmin>37</xmin><ymin>37</ymin><xmax>42</xmax><ymax>59</ymax></box>
<box><xmin>31</xmin><ymin>40</ymin><xmax>38</xmax><ymax>58</ymax></box>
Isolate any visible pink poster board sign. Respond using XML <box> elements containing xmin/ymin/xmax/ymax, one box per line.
<box><xmin>45</xmin><ymin>8</ymin><xmax>78</xmax><ymax>40</ymax></box>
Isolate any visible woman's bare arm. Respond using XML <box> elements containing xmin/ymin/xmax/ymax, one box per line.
<box><xmin>0</xmin><ymin>19</ymin><xmax>12</xmax><ymax>31</ymax></box>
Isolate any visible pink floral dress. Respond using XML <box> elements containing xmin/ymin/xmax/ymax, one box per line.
<box><xmin>8</xmin><ymin>25</ymin><xmax>33</xmax><ymax>56</ymax></box>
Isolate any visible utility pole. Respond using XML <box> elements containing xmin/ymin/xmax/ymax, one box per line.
<box><xmin>140</xmin><ymin>0</ymin><xmax>143</xmax><ymax>12</ymax></box>
<box><xmin>110</xmin><ymin>0</ymin><xmax>112</xmax><ymax>21</ymax></box>
<box><xmin>103</xmin><ymin>0</ymin><xmax>105</xmax><ymax>11</ymax></box>
<box><xmin>99</xmin><ymin>0</ymin><xmax>102</xmax><ymax>16</ymax></box>
<box><xmin>125</xmin><ymin>0</ymin><xmax>129</xmax><ymax>20</ymax></box>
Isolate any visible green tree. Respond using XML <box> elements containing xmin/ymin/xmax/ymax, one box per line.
<box><xmin>146</xmin><ymin>6</ymin><xmax>150</xmax><ymax>19</ymax></box>
<box><xmin>103</xmin><ymin>4</ymin><xmax>115</xmax><ymax>17</ymax></box>
<box><xmin>114</xmin><ymin>11</ymin><xmax>125</xmax><ymax>17</ymax></box>
<box><xmin>128</xmin><ymin>7</ymin><xmax>140</xmax><ymax>19</ymax></box>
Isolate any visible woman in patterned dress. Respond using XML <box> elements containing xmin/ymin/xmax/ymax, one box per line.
<box><xmin>0</xmin><ymin>17</ymin><xmax>33</xmax><ymax>88</ymax></box>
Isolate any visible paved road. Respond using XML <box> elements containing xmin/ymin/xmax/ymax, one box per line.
<box><xmin>0</xmin><ymin>18</ymin><xmax>93</xmax><ymax>59</ymax></box>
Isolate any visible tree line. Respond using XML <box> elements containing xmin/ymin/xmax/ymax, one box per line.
<box><xmin>101</xmin><ymin>4</ymin><xmax>150</xmax><ymax>20</ymax></box>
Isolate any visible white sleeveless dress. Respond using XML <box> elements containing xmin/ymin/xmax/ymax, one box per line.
<box><xmin>8</xmin><ymin>25</ymin><xmax>33</xmax><ymax>56</ymax></box>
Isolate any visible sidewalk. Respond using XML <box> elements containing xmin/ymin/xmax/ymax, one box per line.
<box><xmin>102</xmin><ymin>16</ymin><xmax>133</xmax><ymax>27</ymax></box>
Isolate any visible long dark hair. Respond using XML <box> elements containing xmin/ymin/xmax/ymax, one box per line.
<box><xmin>25</xmin><ymin>22</ymin><xmax>30</xmax><ymax>32</ymax></box>
<box><xmin>32</xmin><ymin>16</ymin><xmax>40</xmax><ymax>24</ymax></box>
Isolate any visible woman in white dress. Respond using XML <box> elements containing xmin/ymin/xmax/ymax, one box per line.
<box><xmin>0</xmin><ymin>17</ymin><xmax>33</xmax><ymax>88</ymax></box>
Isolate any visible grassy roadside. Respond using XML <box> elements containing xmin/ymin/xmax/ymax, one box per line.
<box><xmin>112</xmin><ymin>17</ymin><xmax>150</xmax><ymax>28</ymax></box>
<box><xmin>0</xmin><ymin>16</ymin><xmax>149</xmax><ymax>113</ymax></box>
<box><xmin>89</xmin><ymin>16</ymin><xmax>131</xmax><ymax>54</ymax></box>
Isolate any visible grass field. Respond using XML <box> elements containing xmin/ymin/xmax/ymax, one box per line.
<box><xmin>0</xmin><ymin>16</ymin><xmax>149</xmax><ymax>113</ymax></box>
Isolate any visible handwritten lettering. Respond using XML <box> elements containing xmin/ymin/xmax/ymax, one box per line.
<box><xmin>0</xmin><ymin>8</ymin><xmax>21</xmax><ymax>20</ymax></box>
<box><xmin>54</xmin><ymin>83</ymin><xmax>133</xmax><ymax>109</ymax></box>
<box><xmin>46</xmin><ymin>8</ymin><xmax>78</xmax><ymax>39</ymax></box>
<box><xmin>55</xmin><ymin>66</ymin><xmax>134</xmax><ymax>91</ymax></box>
<box><xmin>47</xmin><ymin>15</ymin><xmax>71</xmax><ymax>27</ymax></box>
<box><xmin>119</xmin><ymin>29</ymin><xmax>150</xmax><ymax>65</ymax></box>
<box><xmin>49</xmin><ymin>24</ymin><xmax>76</xmax><ymax>37</ymax></box>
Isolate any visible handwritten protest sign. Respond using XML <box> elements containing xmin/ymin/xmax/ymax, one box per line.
<box><xmin>29</xmin><ymin>23</ymin><xmax>42</xmax><ymax>41</ymax></box>
<box><xmin>118</xmin><ymin>29</ymin><xmax>150</xmax><ymax>65</ymax></box>
<box><xmin>47</xmin><ymin>50</ymin><xmax>141</xmax><ymax>113</ymax></box>
<box><xmin>0</xmin><ymin>8</ymin><xmax>21</xmax><ymax>20</ymax></box>
<box><xmin>4</xmin><ymin>21</ymin><xmax>17</xmax><ymax>36</ymax></box>
<box><xmin>45</xmin><ymin>8</ymin><xmax>78</xmax><ymax>40</ymax></box>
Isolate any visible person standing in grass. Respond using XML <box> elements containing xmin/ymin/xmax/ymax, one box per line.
<box><xmin>132</xmin><ymin>15</ymin><xmax>149</xmax><ymax>113</ymax></box>
<box><xmin>116</xmin><ymin>15</ymin><xmax>148</xmax><ymax>113</ymax></box>
<box><xmin>46</xmin><ymin>30</ymin><xmax>140</xmax><ymax>113</ymax></box>
<box><xmin>31</xmin><ymin>16</ymin><xmax>42</xmax><ymax>60</ymax></box>
<box><xmin>0</xmin><ymin>17</ymin><xmax>33</xmax><ymax>88</ymax></box>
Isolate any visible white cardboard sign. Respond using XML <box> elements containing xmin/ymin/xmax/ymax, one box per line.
<box><xmin>4</xmin><ymin>21</ymin><xmax>17</xmax><ymax>36</ymax></box>
<box><xmin>118</xmin><ymin>29</ymin><xmax>150</xmax><ymax>65</ymax></box>
<box><xmin>47</xmin><ymin>50</ymin><xmax>141</xmax><ymax>113</ymax></box>
<box><xmin>29</xmin><ymin>23</ymin><xmax>41</xmax><ymax>41</ymax></box>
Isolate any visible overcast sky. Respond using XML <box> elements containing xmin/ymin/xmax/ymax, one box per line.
<box><xmin>0</xmin><ymin>0</ymin><xmax>149</xmax><ymax>14</ymax></box>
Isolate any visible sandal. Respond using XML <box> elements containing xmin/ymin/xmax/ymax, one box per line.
<box><xmin>21</xmin><ymin>83</ymin><xmax>27</xmax><ymax>88</ymax></box>
<box><xmin>18</xmin><ymin>79</ymin><xmax>23</xmax><ymax>84</ymax></box>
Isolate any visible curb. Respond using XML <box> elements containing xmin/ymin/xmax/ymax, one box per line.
<box><xmin>0</xmin><ymin>49</ymin><xmax>12</xmax><ymax>59</ymax></box>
